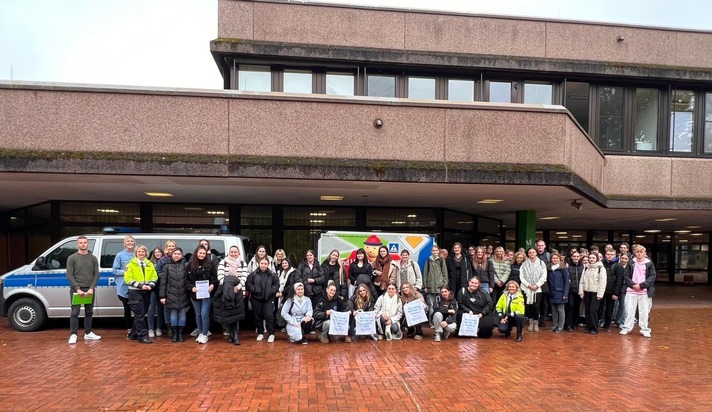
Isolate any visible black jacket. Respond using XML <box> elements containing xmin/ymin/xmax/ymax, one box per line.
<box><xmin>349</xmin><ymin>293</ymin><xmax>375</xmax><ymax>312</ymax></box>
<box><xmin>313</xmin><ymin>292</ymin><xmax>352</xmax><ymax>330</ymax></box>
<box><xmin>159</xmin><ymin>259</ymin><xmax>191</xmax><ymax>310</ymax></box>
<box><xmin>212</xmin><ymin>276</ymin><xmax>246</xmax><ymax>325</ymax></box>
<box><xmin>446</xmin><ymin>254</ymin><xmax>471</xmax><ymax>292</ymax></box>
<box><xmin>297</xmin><ymin>261</ymin><xmax>326</xmax><ymax>297</ymax></box>
<box><xmin>432</xmin><ymin>292</ymin><xmax>458</xmax><ymax>324</ymax></box>
<box><xmin>186</xmin><ymin>259</ymin><xmax>218</xmax><ymax>301</ymax></box>
<box><xmin>602</xmin><ymin>256</ymin><xmax>620</xmax><ymax>295</ymax></box>
<box><xmin>612</xmin><ymin>263</ymin><xmax>632</xmax><ymax>295</ymax></box>
<box><xmin>457</xmin><ymin>287</ymin><xmax>493</xmax><ymax>316</ymax></box>
<box><xmin>471</xmin><ymin>259</ymin><xmax>495</xmax><ymax>287</ymax></box>
<box><xmin>567</xmin><ymin>261</ymin><xmax>585</xmax><ymax>294</ymax></box>
<box><xmin>322</xmin><ymin>260</ymin><xmax>348</xmax><ymax>299</ymax></box>
<box><xmin>508</xmin><ymin>263</ymin><xmax>521</xmax><ymax>284</ymax></box>
<box><xmin>623</xmin><ymin>260</ymin><xmax>656</xmax><ymax>298</ymax></box>
<box><xmin>246</xmin><ymin>268</ymin><xmax>279</xmax><ymax>301</ymax></box>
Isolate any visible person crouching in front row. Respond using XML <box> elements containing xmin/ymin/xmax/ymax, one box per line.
<box><xmin>431</xmin><ymin>286</ymin><xmax>457</xmax><ymax>342</ymax></box>
<box><xmin>313</xmin><ymin>282</ymin><xmax>352</xmax><ymax>343</ymax></box>
<box><xmin>281</xmin><ymin>282</ymin><xmax>314</xmax><ymax>344</ymax></box>
<box><xmin>495</xmin><ymin>280</ymin><xmax>526</xmax><ymax>342</ymax></box>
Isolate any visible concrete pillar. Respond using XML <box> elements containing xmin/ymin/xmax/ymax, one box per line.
<box><xmin>515</xmin><ymin>210</ymin><xmax>536</xmax><ymax>251</ymax></box>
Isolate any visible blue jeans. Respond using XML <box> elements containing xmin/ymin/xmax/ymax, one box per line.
<box><xmin>191</xmin><ymin>298</ymin><xmax>211</xmax><ymax>335</ymax></box>
<box><xmin>168</xmin><ymin>307</ymin><xmax>188</xmax><ymax>327</ymax></box>
<box><xmin>481</xmin><ymin>283</ymin><xmax>490</xmax><ymax>295</ymax></box>
<box><xmin>147</xmin><ymin>290</ymin><xmax>165</xmax><ymax>330</ymax></box>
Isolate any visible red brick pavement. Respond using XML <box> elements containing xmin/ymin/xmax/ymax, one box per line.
<box><xmin>0</xmin><ymin>285</ymin><xmax>711</xmax><ymax>411</ymax></box>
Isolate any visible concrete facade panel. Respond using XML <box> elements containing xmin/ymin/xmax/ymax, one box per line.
<box><xmin>251</xmin><ymin>2</ymin><xmax>405</xmax><ymax>50</ymax></box>
<box><xmin>0</xmin><ymin>89</ymin><xmax>229</xmax><ymax>154</ymax></box>
<box><xmin>405</xmin><ymin>13</ymin><xmax>545</xmax><ymax>58</ymax></box>
<box><xmin>676</xmin><ymin>32</ymin><xmax>712</xmax><ymax>68</ymax></box>
<box><xmin>218</xmin><ymin>0</ymin><xmax>254</xmax><ymax>40</ymax></box>
<box><xmin>670</xmin><ymin>159</ymin><xmax>712</xmax><ymax>198</ymax></box>
<box><xmin>565</xmin><ymin>120</ymin><xmax>604</xmax><ymax>189</ymax></box>
<box><xmin>444</xmin><ymin>109</ymin><xmax>566</xmax><ymax>165</ymax></box>
<box><xmin>604</xmin><ymin>156</ymin><xmax>671</xmax><ymax>198</ymax></box>
<box><xmin>228</xmin><ymin>99</ymin><xmax>444</xmax><ymax>162</ymax></box>
<box><xmin>545</xmin><ymin>22</ymin><xmax>677</xmax><ymax>66</ymax></box>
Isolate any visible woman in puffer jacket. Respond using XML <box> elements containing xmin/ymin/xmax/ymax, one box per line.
<box><xmin>579</xmin><ymin>253</ymin><xmax>607</xmax><ymax>334</ymax></box>
<box><xmin>214</xmin><ymin>246</ymin><xmax>247</xmax><ymax>345</ymax></box>
<box><xmin>159</xmin><ymin>248</ymin><xmax>191</xmax><ymax>343</ymax></box>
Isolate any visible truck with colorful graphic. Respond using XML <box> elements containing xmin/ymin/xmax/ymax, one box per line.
<box><xmin>316</xmin><ymin>231</ymin><xmax>436</xmax><ymax>281</ymax></box>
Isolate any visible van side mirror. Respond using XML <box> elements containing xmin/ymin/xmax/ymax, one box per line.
<box><xmin>32</xmin><ymin>256</ymin><xmax>47</xmax><ymax>271</ymax></box>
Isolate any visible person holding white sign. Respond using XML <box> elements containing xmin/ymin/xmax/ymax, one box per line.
<box><xmin>374</xmin><ymin>283</ymin><xmax>403</xmax><ymax>340</ymax></box>
<box><xmin>313</xmin><ymin>282</ymin><xmax>352</xmax><ymax>343</ymax></box>
<box><xmin>456</xmin><ymin>277</ymin><xmax>495</xmax><ymax>339</ymax></box>
<box><xmin>348</xmin><ymin>284</ymin><xmax>377</xmax><ymax>342</ymax></box>
<box><xmin>400</xmin><ymin>283</ymin><xmax>427</xmax><ymax>340</ymax></box>
<box><xmin>281</xmin><ymin>283</ymin><xmax>314</xmax><ymax>344</ymax></box>
<box><xmin>187</xmin><ymin>246</ymin><xmax>218</xmax><ymax>344</ymax></box>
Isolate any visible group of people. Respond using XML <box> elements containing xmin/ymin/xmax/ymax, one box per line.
<box><xmin>66</xmin><ymin>236</ymin><xmax>656</xmax><ymax>345</ymax></box>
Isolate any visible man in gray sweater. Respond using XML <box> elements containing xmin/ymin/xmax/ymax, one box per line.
<box><xmin>66</xmin><ymin>236</ymin><xmax>101</xmax><ymax>344</ymax></box>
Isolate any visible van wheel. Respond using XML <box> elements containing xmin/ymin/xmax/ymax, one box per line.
<box><xmin>8</xmin><ymin>298</ymin><xmax>46</xmax><ymax>332</ymax></box>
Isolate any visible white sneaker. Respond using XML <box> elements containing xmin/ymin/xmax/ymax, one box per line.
<box><xmin>256</xmin><ymin>334</ymin><xmax>264</xmax><ymax>341</ymax></box>
<box><xmin>267</xmin><ymin>334</ymin><xmax>275</xmax><ymax>343</ymax></box>
<box><xmin>68</xmin><ymin>334</ymin><xmax>78</xmax><ymax>344</ymax></box>
<box><xmin>190</xmin><ymin>328</ymin><xmax>200</xmax><ymax>337</ymax></box>
<box><xmin>619</xmin><ymin>330</ymin><xmax>628</xmax><ymax>335</ymax></box>
<box><xmin>642</xmin><ymin>332</ymin><xmax>651</xmax><ymax>338</ymax></box>
<box><xmin>155</xmin><ymin>329</ymin><xmax>162</xmax><ymax>337</ymax></box>
<box><xmin>196</xmin><ymin>334</ymin><xmax>205</xmax><ymax>344</ymax></box>
<box><xmin>84</xmin><ymin>332</ymin><xmax>101</xmax><ymax>341</ymax></box>
<box><xmin>148</xmin><ymin>329</ymin><xmax>155</xmax><ymax>338</ymax></box>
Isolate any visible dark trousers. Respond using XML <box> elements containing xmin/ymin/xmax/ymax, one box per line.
<box><xmin>117</xmin><ymin>295</ymin><xmax>132</xmax><ymax>329</ymax></box>
<box><xmin>538</xmin><ymin>291</ymin><xmax>550</xmax><ymax>322</ymax></box>
<box><xmin>128</xmin><ymin>290</ymin><xmax>151</xmax><ymax>339</ymax></box>
<box><xmin>69</xmin><ymin>288</ymin><xmax>94</xmax><ymax>335</ymax></box>
<box><xmin>456</xmin><ymin>312</ymin><xmax>495</xmax><ymax>339</ymax></box>
<box><xmin>405</xmin><ymin>323</ymin><xmax>423</xmax><ymax>337</ymax></box>
<box><xmin>493</xmin><ymin>285</ymin><xmax>505</xmax><ymax>308</ymax></box>
<box><xmin>251</xmin><ymin>298</ymin><xmax>275</xmax><ymax>335</ymax></box>
<box><xmin>525</xmin><ymin>293</ymin><xmax>541</xmax><ymax>320</ymax></box>
<box><xmin>498</xmin><ymin>314</ymin><xmax>525</xmax><ymax>338</ymax></box>
<box><xmin>565</xmin><ymin>292</ymin><xmax>582</xmax><ymax>329</ymax></box>
<box><xmin>597</xmin><ymin>293</ymin><xmax>615</xmax><ymax>328</ymax></box>
<box><xmin>583</xmin><ymin>291</ymin><xmax>601</xmax><ymax>332</ymax></box>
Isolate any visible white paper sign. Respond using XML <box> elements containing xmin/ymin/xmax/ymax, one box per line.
<box><xmin>459</xmin><ymin>313</ymin><xmax>480</xmax><ymax>337</ymax></box>
<box><xmin>403</xmin><ymin>300</ymin><xmax>428</xmax><ymax>327</ymax></box>
<box><xmin>328</xmin><ymin>311</ymin><xmax>350</xmax><ymax>336</ymax></box>
<box><xmin>354</xmin><ymin>311</ymin><xmax>376</xmax><ymax>335</ymax></box>
<box><xmin>196</xmin><ymin>280</ymin><xmax>210</xmax><ymax>299</ymax></box>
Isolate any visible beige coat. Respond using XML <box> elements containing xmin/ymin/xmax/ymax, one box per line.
<box><xmin>579</xmin><ymin>261</ymin><xmax>607</xmax><ymax>299</ymax></box>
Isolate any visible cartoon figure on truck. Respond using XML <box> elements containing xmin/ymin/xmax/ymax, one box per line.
<box><xmin>0</xmin><ymin>233</ymin><xmax>248</xmax><ymax>332</ymax></box>
<box><xmin>317</xmin><ymin>231</ymin><xmax>435</xmax><ymax>287</ymax></box>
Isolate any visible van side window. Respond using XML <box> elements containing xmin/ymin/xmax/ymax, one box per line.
<box><xmin>101</xmin><ymin>240</ymin><xmax>124</xmax><ymax>268</ymax></box>
<box><xmin>37</xmin><ymin>239</ymin><xmax>97</xmax><ymax>270</ymax></box>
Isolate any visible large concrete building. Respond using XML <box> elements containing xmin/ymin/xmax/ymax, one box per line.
<box><xmin>0</xmin><ymin>0</ymin><xmax>710</xmax><ymax>283</ymax></box>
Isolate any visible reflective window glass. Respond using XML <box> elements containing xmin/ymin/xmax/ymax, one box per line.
<box><xmin>598</xmin><ymin>86</ymin><xmax>624</xmax><ymax>150</ymax></box>
<box><xmin>238</xmin><ymin>65</ymin><xmax>271</xmax><ymax>92</ymax></box>
<box><xmin>634</xmin><ymin>88</ymin><xmax>659</xmax><ymax>151</ymax></box>
<box><xmin>705</xmin><ymin>93</ymin><xmax>712</xmax><ymax>153</ymax></box>
<box><xmin>524</xmin><ymin>83</ymin><xmax>552</xmax><ymax>104</ymax></box>
<box><xmin>565</xmin><ymin>82</ymin><xmax>590</xmax><ymax>132</ymax></box>
<box><xmin>447</xmin><ymin>79</ymin><xmax>475</xmax><ymax>102</ymax></box>
<box><xmin>488</xmin><ymin>81</ymin><xmax>512</xmax><ymax>103</ymax></box>
<box><xmin>326</xmin><ymin>73</ymin><xmax>355</xmax><ymax>96</ymax></box>
<box><xmin>670</xmin><ymin>90</ymin><xmax>695</xmax><ymax>152</ymax></box>
<box><xmin>408</xmin><ymin>77</ymin><xmax>435</xmax><ymax>99</ymax></box>
<box><xmin>283</xmin><ymin>71</ymin><xmax>312</xmax><ymax>94</ymax></box>
<box><xmin>367</xmin><ymin>75</ymin><xmax>396</xmax><ymax>97</ymax></box>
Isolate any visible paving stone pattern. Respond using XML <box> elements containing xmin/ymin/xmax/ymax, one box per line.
<box><xmin>0</xmin><ymin>285</ymin><xmax>710</xmax><ymax>411</ymax></box>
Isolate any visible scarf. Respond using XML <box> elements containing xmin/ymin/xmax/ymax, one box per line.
<box><xmin>223</xmin><ymin>256</ymin><xmax>242</xmax><ymax>276</ymax></box>
<box><xmin>550</xmin><ymin>263</ymin><xmax>560</xmax><ymax>271</ymax></box>
<box><xmin>381</xmin><ymin>292</ymin><xmax>401</xmax><ymax>317</ymax></box>
<box><xmin>521</xmin><ymin>258</ymin><xmax>546</xmax><ymax>304</ymax></box>
<box><xmin>375</xmin><ymin>254</ymin><xmax>392</xmax><ymax>285</ymax></box>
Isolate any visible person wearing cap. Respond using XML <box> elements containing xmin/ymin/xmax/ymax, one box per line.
<box><xmin>281</xmin><ymin>282</ymin><xmax>314</xmax><ymax>344</ymax></box>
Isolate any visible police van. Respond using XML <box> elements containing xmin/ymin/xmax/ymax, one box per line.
<box><xmin>0</xmin><ymin>233</ymin><xmax>249</xmax><ymax>332</ymax></box>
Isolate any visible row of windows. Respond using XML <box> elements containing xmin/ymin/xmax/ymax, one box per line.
<box><xmin>232</xmin><ymin>63</ymin><xmax>712</xmax><ymax>156</ymax></box>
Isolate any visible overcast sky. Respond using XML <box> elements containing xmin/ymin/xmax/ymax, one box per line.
<box><xmin>1</xmin><ymin>0</ymin><xmax>710</xmax><ymax>90</ymax></box>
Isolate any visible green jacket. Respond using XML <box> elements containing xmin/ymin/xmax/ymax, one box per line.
<box><xmin>495</xmin><ymin>291</ymin><xmax>525</xmax><ymax>316</ymax></box>
<box><xmin>423</xmin><ymin>256</ymin><xmax>448</xmax><ymax>292</ymax></box>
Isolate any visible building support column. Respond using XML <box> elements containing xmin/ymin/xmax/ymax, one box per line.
<box><xmin>515</xmin><ymin>210</ymin><xmax>536</xmax><ymax>251</ymax></box>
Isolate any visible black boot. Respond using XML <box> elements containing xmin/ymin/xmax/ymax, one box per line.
<box><xmin>233</xmin><ymin>332</ymin><xmax>240</xmax><ymax>346</ymax></box>
<box><xmin>177</xmin><ymin>327</ymin><xmax>185</xmax><ymax>342</ymax></box>
<box><xmin>228</xmin><ymin>330</ymin><xmax>235</xmax><ymax>343</ymax></box>
<box><xmin>171</xmin><ymin>327</ymin><xmax>178</xmax><ymax>342</ymax></box>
